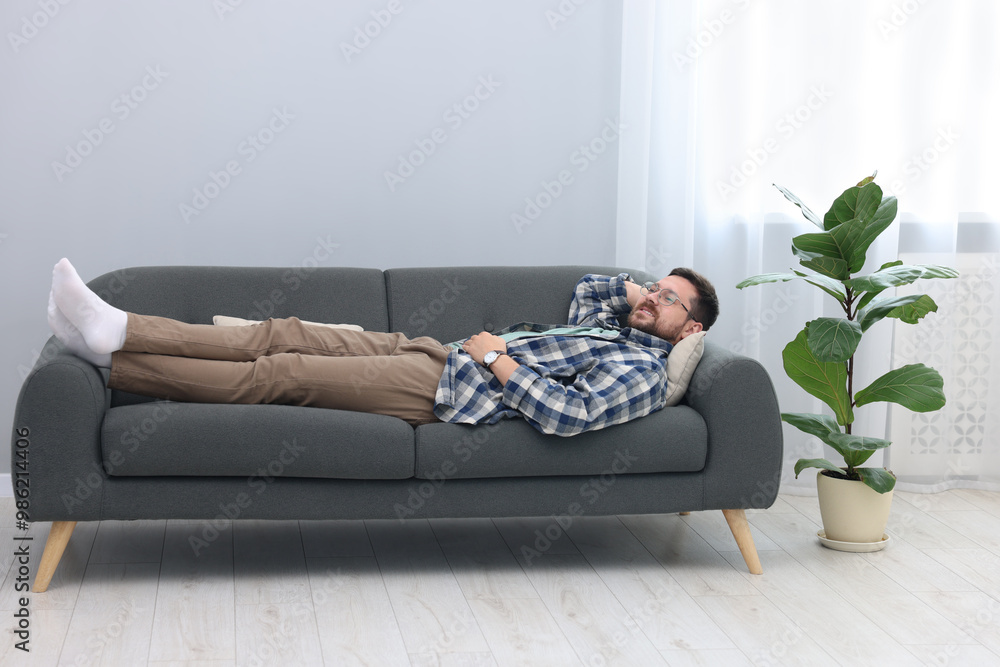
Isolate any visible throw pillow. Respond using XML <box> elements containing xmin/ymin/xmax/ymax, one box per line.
<box><xmin>212</xmin><ymin>315</ymin><xmax>364</xmax><ymax>331</ymax></box>
<box><xmin>662</xmin><ymin>331</ymin><xmax>707</xmax><ymax>407</ymax></box>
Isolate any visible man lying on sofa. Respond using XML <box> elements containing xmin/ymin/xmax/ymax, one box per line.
<box><xmin>46</xmin><ymin>259</ymin><xmax>718</xmax><ymax>436</ymax></box>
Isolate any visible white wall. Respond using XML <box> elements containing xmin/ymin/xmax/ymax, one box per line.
<box><xmin>0</xmin><ymin>0</ymin><xmax>626</xmax><ymax>475</ymax></box>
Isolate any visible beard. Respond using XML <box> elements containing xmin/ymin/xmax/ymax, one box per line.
<box><xmin>626</xmin><ymin>310</ymin><xmax>684</xmax><ymax>344</ymax></box>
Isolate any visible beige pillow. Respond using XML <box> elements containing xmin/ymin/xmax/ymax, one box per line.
<box><xmin>662</xmin><ymin>331</ymin><xmax>707</xmax><ymax>407</ymax></box>
<box><xmin>213</xmin><ymin>315</ymin><xmax>364</xmax><ymax>331</ymax></box>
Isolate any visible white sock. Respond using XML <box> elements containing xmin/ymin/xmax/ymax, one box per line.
<box><xmin>48</xmin><ymin>290</ymin><xmax>112</xmax><ymax>367</ymax></box>
<box><xmin>51</xmin><ymin>258</ymin><xmax>128</xmax><ymax>355</ymax></box>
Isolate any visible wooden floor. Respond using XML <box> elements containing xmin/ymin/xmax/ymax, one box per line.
<box><xmin>2</xmin><ymin>489</ymin><xmax>1000</xmax><ymax>666</ymax></box>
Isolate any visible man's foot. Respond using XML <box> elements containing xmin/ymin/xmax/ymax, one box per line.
<box><xmin>50</xmin><ymin>258</ymin><xmax>127</xmax><ymax>355</ymax></box>
<box><xmin>47</xmin><ymin>291</ymin><xmax>112</xmax><ymax>367</ymax></box>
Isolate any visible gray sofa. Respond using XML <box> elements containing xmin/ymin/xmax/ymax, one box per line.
<box><xmin>12</xmin><ymin>265</ymin><xmax>783</xmax><ymax>591</ymax></box>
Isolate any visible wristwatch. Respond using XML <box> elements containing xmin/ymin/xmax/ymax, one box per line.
<box><xmin>482</xmin><ymin>350</ymin><xmax>506</xmax><ymax>368</ymax></box>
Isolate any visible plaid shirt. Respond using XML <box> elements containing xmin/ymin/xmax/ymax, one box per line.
<box><xmin>433</xmin><ymin>273</ymin><xmax>674</xmax><ymax>436</ymax></box>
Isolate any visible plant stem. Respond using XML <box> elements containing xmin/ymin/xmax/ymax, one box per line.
<box><xmin>845</xmin><ymin>287</ymin><xmax>854</xmax><ymax>435</ymax></box>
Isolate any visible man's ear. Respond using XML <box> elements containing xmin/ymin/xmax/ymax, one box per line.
<box><xmin>678</xmin><ymin>320</ymin><xmax>704</xmax><ymax>341</ymax></box>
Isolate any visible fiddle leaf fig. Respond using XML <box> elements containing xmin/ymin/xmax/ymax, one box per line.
<box><xmin>736</xmin><ymin>173</ymin><xmax>956</xmax><ymax>495</ymax></box>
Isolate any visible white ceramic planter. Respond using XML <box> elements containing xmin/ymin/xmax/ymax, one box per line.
<box><xmin>816</xmin><ymin>470</ymin><xmax>893</xmax><ymax>545</ymax></box>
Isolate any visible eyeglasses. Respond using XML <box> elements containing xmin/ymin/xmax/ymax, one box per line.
<box><xmin>640</xmin><ymin>282</ymin><xmax>692</xmax><ymax>317</ymax></box>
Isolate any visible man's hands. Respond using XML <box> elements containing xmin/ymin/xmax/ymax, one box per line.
<box><xmin>462</xmin><ymin>331</ymin><xmax>518</xmax><ymax>385</ymax></box>
<box><xmin>462</xmin><ymin>332</ymin><xmax>507</xmax><ymax>365</ymax></box>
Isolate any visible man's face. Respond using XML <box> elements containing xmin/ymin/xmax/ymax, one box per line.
<box><xmin>627</xmin><ymin>275</ymin><xmax>703</xmax><ymax>344</ymax></box>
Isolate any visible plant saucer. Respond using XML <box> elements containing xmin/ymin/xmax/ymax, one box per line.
<box><xmin>817</xmin><ymin>530</ymin><xmax>890</xmax><ymax>553</ymax></box>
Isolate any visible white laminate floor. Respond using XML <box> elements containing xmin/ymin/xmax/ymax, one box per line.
<box><xmin>2</xmin><ymin>489</ymin><xmax>1000</xmax><ymax>666</ymax></box>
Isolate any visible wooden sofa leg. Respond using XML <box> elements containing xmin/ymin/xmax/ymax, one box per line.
<box><xmin>33</xmin><ymin>521</ymin><xmax>76</xmax><ymax>593</ymax></box>
<box><xmin>722</xmin><ymin>509</ymin><xmax>762</xmax><ymax>575</ymax></box>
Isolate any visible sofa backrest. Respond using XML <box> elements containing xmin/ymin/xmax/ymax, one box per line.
<box><xmin>87</xmin><ymin>266</ymin><xmax>390</xmax><ymax>332</ymax></box>
<box><xmin>385</xmin><ymin>265</ymin><xmax>654</xmax><ymax>343</ymax></box>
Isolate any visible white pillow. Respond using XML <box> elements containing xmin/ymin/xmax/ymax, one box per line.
<box><xmin>662</xmin><ymin>331</ymin><xmax>707</xmax><ymax>407</ymax></box>
<box><xmin>212</xmin><ymin>315</ymin><xmax>364</xmax><ymax>331</ymax></box>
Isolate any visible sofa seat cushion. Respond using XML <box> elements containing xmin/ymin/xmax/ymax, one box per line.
<box><xmin>101</xmin><ymin>403</ymin><xmax>414</xmax><ymax>479</ymax></box>
<box><xmin>413</xmin><ymin>405</ymin><xmax>707</xmax><ymax>480</ymax></box>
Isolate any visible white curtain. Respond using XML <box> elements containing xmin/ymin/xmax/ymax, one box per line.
<box><xmin>618</xmin><ymin>0</ymin><xmax>1000</xmax><ymax>492</ymax></box>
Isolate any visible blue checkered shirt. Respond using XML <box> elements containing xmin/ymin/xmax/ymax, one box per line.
<box><xmin>433</xmin><ymin>273</ymin><xmax>674</xmax><ymax>436</ymax></box>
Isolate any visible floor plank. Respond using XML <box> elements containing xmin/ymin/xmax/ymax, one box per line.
<box><xmin>233</xmin><ymin>520</ymin><xmax>310</xmax><ymax>606</ymax></box>
<box><xmin>503</xmin><ymin>552</ymin><xmax>669</xmax><ymax>666</ymax></box>
<box><xmin>430</xmin><ymin>518</ymin><xmax>539</xmax><ymax>601</ymax></box>
<box><xmin>146</xmin><ymin>520</ymin><xmax>236</xmax><ymax>662</ymax></box>
<box><xmin>616</xmin><ymin>514</ymin><xmax>758</xmax><ymax>597</ymax></box>
<box><xmin>307</xmin><ymin>556</ymin><xmax>410</xmax><ymax>666</ymax></box>
<box><xmin>564</xmin><ymin>516</ymin><xmax>735</xmax><ymax>651</ymax></box>
<box><xmin>3</xmin><ymin>491</ymin><xmax>1000</xmax><ymax>666</ymax></box>
<box><xmin>366</xmin><ymin>520</ymin><xmax>491</xmax><ymax>654</ymax></box>
<box><xmin>59</xmin><ymin>562</ymin><xmax>159</xmax><ymax>666</ymax></box>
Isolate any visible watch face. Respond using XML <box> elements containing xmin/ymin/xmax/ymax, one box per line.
<box><xmin>484</xmin><ymin>351</ymin><xmax>499</xmax><ymax>365</ymax></box>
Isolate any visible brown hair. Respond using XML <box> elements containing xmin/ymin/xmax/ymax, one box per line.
<box><xmin>669</xmin><ymin>267</ymin><xmax>719</xmax><ymax>330</ymax></box>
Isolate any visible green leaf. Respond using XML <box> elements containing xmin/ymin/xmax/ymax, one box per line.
<box><xmin>793</xmin><ymin>270</ymin><xmax>848</xmax><ymax>301</ymax></box>
<box><xmin>885</xmin><ymin>294</ymin><xmax>938</xmax><ymax>325</ymax></box>
<box><xmin>823</xmin><ymin>182</ymin><xmax>882</xmax><ymax>230</ymax></box>
<box><xmin>792</xmin><ymin>232</ymin><xmax>843</xmax><ymax>260</ymax></box>
<box><xmin>854</xmin><ymin>260</ymin><xmax>903</xmax><ymax>312</ymax></box>
<box><xmin>794</xmin><ymin>458</ymin><xmax>844</xmax><ymax>478</ymax></box>
<box><xmin>856</xmin><ymin>467</ymin><xmax>896</xmax><ymax>494</ymax></box>
<box><xmin>845</xmin><ymin>264</ymin><xmax>959</xmax><ymax>292</ymax></box>
<box><xmin>858</xmin><ymin>294</ymin><xmax>928</xmax><ymax>332</ymax></box>
<box><xmin>807</xmin><ymin>317</ymin><xmax>862</xmax><ymax>362</ymax></box>
<box><xmin>800</xmin><ymin>255</ymin><xmax>851</xmax><ymax>281</ymax></box>
<box><xmin>782</xmin><ymin>412</ymin><xmax>841</xmax><ymax>439</ymax></box>
<box><xmin>735</xmin><ymin>273</ymin><xmax>797</xmax><ymax>289</ymax></box>
<box><xmin>774</xmin><ymin>183</ymin><xmax>823</xmax><ymax>228</ymax></box>
<box><xmin>855</xmin><ymin>363</ymin><xmax>946</xmax><ymax>412</ymax></box>
<box><xmin>824</xmin><ymin>433</ymin><xmax>892</xmax><ymax>469</ymax></box>
<box><xmin>782</xmin><ymin>326</ymin><xmax>853</xmax><ymax>425</ymax></box>
<box><xmin>828</xmin><ymin>217</ymin><xmax>870</xmax><ymax>272</ymax></box>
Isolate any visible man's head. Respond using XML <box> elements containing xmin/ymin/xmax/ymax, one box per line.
<box><xmin>626</xmin><ymin>267</ymin><xmax>719</xmax><ymax>344</ymax></box>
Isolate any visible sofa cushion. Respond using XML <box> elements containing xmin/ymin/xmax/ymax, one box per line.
<box><xmin>413</xmin><ymin>405</ymin><xmax>707</xmax><ymax>480</ymax></box>
<box><xmin>101</xmin><ymin>403</ymin><xmax>414</xmax><ymax>479</ymax></box>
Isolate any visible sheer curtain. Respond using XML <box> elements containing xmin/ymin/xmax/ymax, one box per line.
<box><xmin>617</xmin><ymin>0</ymin><xmax>1000</xmax><ymax>492</ymax></box>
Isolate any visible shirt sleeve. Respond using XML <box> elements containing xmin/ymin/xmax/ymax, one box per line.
<box><xmin>567</xmin><ymin>272</ymin><xmax>633</xmax><ymax>328</ymax></box>
<box><xmin>500</xmin><ymin>356</ymin><xmax>666</xmax><ymax>436</ymax></box>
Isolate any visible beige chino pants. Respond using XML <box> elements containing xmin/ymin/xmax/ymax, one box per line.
<box><xmin>108</xmin><ymin>314</ymin><xmax>450</xmax><ymax>425</ymax></box>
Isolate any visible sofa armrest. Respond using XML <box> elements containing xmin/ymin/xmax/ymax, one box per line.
<box><xmin>683</xmin><ymin>340</ymin><xmax>783</xmax><ymax>510</ymax></box>
<box><xmin>11</xmin><ymin>337</ymin><xmax>110</xmax><ymax>521</ymax></box>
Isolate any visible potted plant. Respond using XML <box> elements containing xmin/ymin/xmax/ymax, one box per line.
<box><xmin>737</xmin><ymin>172</ymin><xmax>957</xmax><ymax>551</ymax></box>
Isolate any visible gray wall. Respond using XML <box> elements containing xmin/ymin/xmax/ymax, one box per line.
<box><xmin>1</xmin><ymin>1</ymin><xmax>625</xmax><ymax>475</ymax></box>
